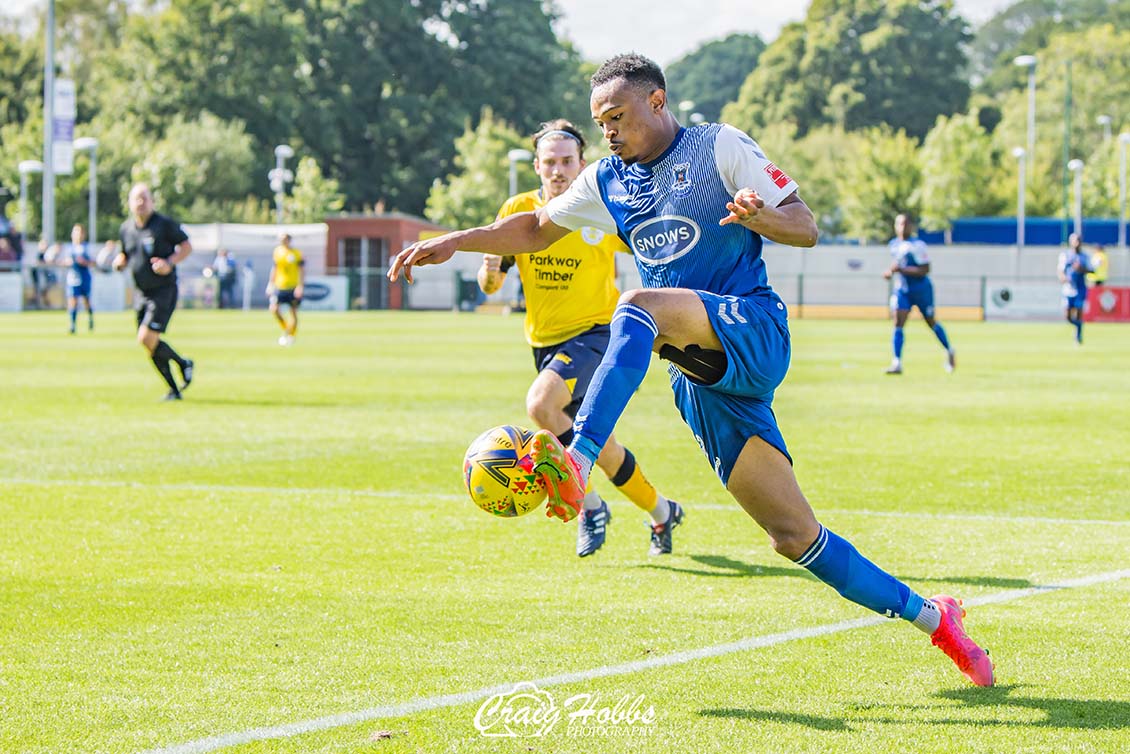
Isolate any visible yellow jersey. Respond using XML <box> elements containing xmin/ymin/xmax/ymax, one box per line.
<box><xmin>1087</xmin><ymin>249</ymin><xmax>1108</xmax><ymax>285</ymax></box>
<box><xmin>272</xmin><ymin>244</ymin><xmax>304</xmax><ymax>289</ymax></box>
<box><xmin>496</xmin><ymin>190</ymin><xmax>628</xmax><ymax>347</ymax></box>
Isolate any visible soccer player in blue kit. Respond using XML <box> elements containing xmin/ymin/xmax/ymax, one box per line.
<box><xmin>883</xmin><ymin>214</ymin><xmax>955</xmax><ymax>374</ymax></box>
<box><xmin>1058</xmin><ymin>233</ymin><xmax>1092</xmax><ymax>345</ymax></box>
<box><xmin>389</xmin><ymin>54</ymin><xmax>994</xmax><ymax>687</ymax></box>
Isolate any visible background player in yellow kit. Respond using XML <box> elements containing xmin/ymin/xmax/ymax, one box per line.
<box><xmin>478</xmin><ymin>119</ymin><xmax>684</xmax><ymax>557</ymax></box>
<box><xmin>268</xmin><ymin>233</ymin><xmax>305</xmax><ymax>346</ymax></box>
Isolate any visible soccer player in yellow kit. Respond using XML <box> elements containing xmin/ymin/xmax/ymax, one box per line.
<box><xmin>478</xmin><ymin>119</ymin><xmax>683</xmax><ymax>557</ymax></box>
<box><xmin>268</xmin><ymin>233</ymin><xmax>305</xmax><ymax>346</ymax></box>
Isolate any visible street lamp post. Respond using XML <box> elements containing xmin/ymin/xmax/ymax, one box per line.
<box><xmin>1013</xmin><ymin>55</ymin><xmax>1037</xmax><ymax>157</ymax></box>
<box><xmin>506</xmin><ymin>148</ymin><xmax>533</xmax><ymax>197</ymax></box>
<box><xmin>268</xmin><ymin>144</ymin><xmax>295</xmax><ymax>226</ymax></box>
<box><xmin>1119</xmin><ymin>132</ymin><xmax>1130</xmax><ymax>251</ymax></box>
<box><xmin>18</xmin><ymin>160</ymin><xmax>44</xmax><ymax>242</ymax></box>
<box><xmin>1012</xmin><ymin>147</ymin><xmax>1026</xmax><ymax>252</ymax></box>
<box><xmin>73</xmin><ymin>136</ymin><xmax>98</xmax><ymax>245</ymax></box>
<box><xmin>1067</xmin><ymin>158</ymin><xmax>1084</xmax><ymax>237</ymax></box>
<box><xmin>1097</xmin><ymin>114</ymin><xmax>1112</xmax><ymax>143</ymax></box>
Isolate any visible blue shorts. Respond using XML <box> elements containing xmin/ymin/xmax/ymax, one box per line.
<box><xmin>1063</xmin><ymin>293</ymin><xmax>1086</xmax><ymax>311</ymax></box>
<box><xmin>668</xmin><ymin>291</ymin><xmax>792</xmax><ymax>485</ymax></box>
<box><xmin>271</xmin><ymin>288</ymin><xmax>301</xmax><ymax>306</ymax></box>
<box><xmin>892</xmin><ymin>284</ymin><xmax>935</xmax><ymax>317</ymax></box>
<box><xmin>67</xmin><ymin>270</ymin><xmax>91</xmax><ymax>298</ymax></box>
<box><xmin>532</xmin><ymin>324</ymin><xmax>610</xmax><ymax>418</ymax></box>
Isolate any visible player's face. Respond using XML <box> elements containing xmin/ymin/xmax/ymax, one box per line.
<box><xmin>71</xmin><ymin>225</ymin><xmax>85</xmax><ymax>245</ymax></box>
<box><xmin>591</xmin><ymin>79</ymin><xmax>667</xmax><ymax>165</ymax></box>
<box><xmin>129</xmin><ymin>187</ymin><xmax>154</xmax><ymax>223</ymax></box>
<box><xmin>534</xmin><ymin>138</ymin><xmax>584</xmax><ymax>200</ymax></box>
<box><xmin>894</xmin><ymin>215</ymin><xmax>911</xmax><ymax>239</ymax></box>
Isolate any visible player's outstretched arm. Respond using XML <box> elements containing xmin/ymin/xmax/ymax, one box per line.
<box><xmin>721</xmin><ymin>190</ymin><xmax>818</xmax><ymax>247</ymax></box>
<box><xmin>388</xmin><ymin>209</ymin><xmax>569</xmax><ymax>284</ymax></box>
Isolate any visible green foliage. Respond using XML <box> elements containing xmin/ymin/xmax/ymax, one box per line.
<box><xmin>665</xmin><ymin>34</ymin><xmax>765</xmax><ymax>123</ymax></box>
<box><xmin>724</xmin><ymin>0</ymin><xmax>970</xmax><ymax>140</ymax></box>
<box><xmin>917</xmin><ymin>110</ymin><xmax>1007</xmax><ymax>231</ymax></box>
<box><xmin>836</xmin><ymin>127</ymin><xmax>921</xmax><ymax>241</ymax></box>
<box><xmin>989</xmin><ymin>24</ymin><xmax>1130</xmax><ymax>218</ymax></box>
<box><xmin>755</xmin><ymin>124</ymin><xmax>861</xmax><ymax>238</ymax></box>
<box><xmin>287</xmin><ymin>156</ymin><xmax>345</xmax><ymax>223</ymax></box>
<box><xmin>131</xmin><ymin>112</ymin><xmax>257</xmax><ymax>223</ymax></box>
<box><xmin>424</xmin><ymin>109</ymin><xmax>533</xmax><ymax>230</ymax></box>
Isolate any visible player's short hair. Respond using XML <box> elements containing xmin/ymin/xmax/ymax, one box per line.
<box><xmin>532</xmin><ymin>119</ymin><xmax>585</xmax><ymax>153</ymax></box>
<box><xmin>591</xmin><ymin>53</ymin><xmax>666</xmax><ymax>95</ymax></box>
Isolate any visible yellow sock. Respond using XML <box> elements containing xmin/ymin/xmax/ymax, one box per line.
<box><xmin>611</xmin><ymin>449</ymin><xmax>658</xmax><ymax>512</ymax></box>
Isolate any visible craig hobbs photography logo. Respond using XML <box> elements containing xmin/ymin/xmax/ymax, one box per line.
<box><xmin>473</xmin><ymin>682</ymin><xmax>657</xmax><ymax>738</ymax></box>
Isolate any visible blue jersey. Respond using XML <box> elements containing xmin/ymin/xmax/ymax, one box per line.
<box><xmin>546</xmin><ymin>122</ymin><xmax>801</xmax><ymax>483</ymax></box>
<box><xmin>545</xmin><ymin>123</ymin><xmax>798</xmax><ymax>305</ymax></box>
<box><xmin>888</xmin><ymin>237</ymin><xmax>931</xmax><ymax>294</ymax></box>
<box><xmin>1058</xmin><ymin>250</ymin><xmax>1091</xmax><ymax>298</ymax></box>
<box><xmin>67</xmin><ymin>243</ymin><xmax>93</xmax><ymax>289</ymax></box>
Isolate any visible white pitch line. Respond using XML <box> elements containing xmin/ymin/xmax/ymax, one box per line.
<box><xmin>140</xmin><ymin>568</ymin><xmax>1130</xmax><ymax>754</ymax></box>
<box><xmin>4</xmin><ymin>476</ymin><xmax>1129</xmax><ymax>528</ymax></box>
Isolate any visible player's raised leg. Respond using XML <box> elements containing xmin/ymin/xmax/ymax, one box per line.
<box><xmin>727</xmin><ymin>435</ymin><xmax>994</xmax><ymax>686</ymax></box>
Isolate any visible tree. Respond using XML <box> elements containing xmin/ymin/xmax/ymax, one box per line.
<box><xmin>836</xmin><ymin>127</ymin><xmax>921</xmax><ymax>241</ymax></box>
<box><xmin>665</xmin><ymin>34</ymin><xmax>765</xmax><ymax>123</ymax></box>
<box><xmin>424</xmin><ymin>109</ymin><xmax>532</xmax><ymax>230</ymax></box>
<box><xmin>988</xmin><ymin>24</ymin><xmax>1130</xmax><ymax>218</ymax></box>
<box><xmin>723</xmin><ymin>0</ymin><xmax>970</xmax><ymax>140</ymax></box>
<box><xmin>131</xmin><ymin>112</ymin><xmax>259</xmax><ymax>223</ymax></box>
<box><xmin>917</xmin><ymin>110</ymin><xmax>1006</xmax><ymax>231</ymax></box>
<box><xmin>288</xmin><ymin>156</ymin><xmax>345</xmax><ymax>223</ymax></box>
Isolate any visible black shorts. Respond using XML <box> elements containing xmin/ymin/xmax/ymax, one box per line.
<box><xmin>135</xmin><ymin>285</ymin><xmax>178</xmax><ymax>333</ymax></box>
<box><xmin>271</xmin><ymin>289</ymin><xmax>301</xmax><ymax>306</ymax></box>
<box><xmin>531</xmin><ymin>324</ymin><xmax>610</xmax><ymax>418</ymax></box>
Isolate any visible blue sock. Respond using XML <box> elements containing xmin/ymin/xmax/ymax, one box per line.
<box><xmin>571</xmin><ymin>302</ymin><xmax>658</xmax><ymax>466</ymax></box>
<box><xmin>795</xmin><ymin>525</ymin><xmax>925</xmax><ymax>622</ymax></box>
<box><xmin>931</xmin><ymin>323</ymin><xmax>951</xmax><ymax>350</ymax></box>
<box><xmin>1073</xmin><ymin>317</ymin><xmax>1083</xmax><ymax>343</ymax></box>
<box><xmin>893</xmin><ymin>327</ymin><xmax>905</xmax><ymax>359</ymax></box>
<box><xmin>69</xmin><ymin>309</ymin><xmax>77</xmax><ymax>329</ymax></box>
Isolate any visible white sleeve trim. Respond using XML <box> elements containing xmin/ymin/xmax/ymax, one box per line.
<box><xmin>544</xmin><ymin>164</ymin><xmax>618</xmax><ymax>234</ymax></box>
<box><xmin>714</xmin><ymin>124</ymin><xmax>798</xmax><ymax>209</ymax></box>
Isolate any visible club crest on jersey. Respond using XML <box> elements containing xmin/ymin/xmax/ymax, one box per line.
<box><xmin>629</xmin><ymin>215</ymin><xmax>701</xmax><ymax>266</ymax></box>
<box><xmin>671</xmin><ymin>162</ymin><xmax>693</xmax><ymax>196</ymax></box>
<box><xmin>580</xmin><ymin>226</ymin><xmax>605</xmax><ymax>245</ymax></box>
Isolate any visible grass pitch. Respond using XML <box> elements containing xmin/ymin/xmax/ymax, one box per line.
<box><xmin>1</xmin><ymin>309</ymin><xmax>1127</xmax><ymax>754</ymax></box>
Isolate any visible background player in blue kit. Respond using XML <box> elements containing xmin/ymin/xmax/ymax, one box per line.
<box><xmin>54</xmin><ymin>223</ymin><xmax>95</xmax><ymax>334</ymax></box>
<box><xmin>882</xmin><ymin>214</ymin><xmax>955</xmax><ymax>374</ymax></box>
<box><xmin>389</xmin><ymin>54</ymin><xmax>994</xmax><ymax>688</ymax></box>
<box><xmin>1058</xmin><ymin>233</ymin><xmax>1092</xmax><ymax>345</ymax></box>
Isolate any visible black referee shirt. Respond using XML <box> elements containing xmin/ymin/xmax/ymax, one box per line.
<box><xmin>119</xmin><ymin>212</ymin><xmax>189</xmax><ymax>293</ymax></box>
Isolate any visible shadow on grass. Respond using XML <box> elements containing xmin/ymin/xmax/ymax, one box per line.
<box><xmin>187</xmin><ymin>397</ymin><xmax>352</xmax><ymax>408</ymax></box>
<box><xmin>641</xmin><ymin>554</ymin><xmax>1034</xmax><ymax>593</ymax></box>
<box><xmin>857</xmin><ymin>685</ymin><xmax>1130</xmax><ymax>730</ymax></box>
<box><xmin>699</xmin><ymin>707</ymin><xmax>850</xmax><ymax>731</ymax></box>
<box><xmin>702</xmin><ymin>686</ymin><xmax>1128</xmax><ymax>733</ymax></box>
<box><xmin>901</xmin><ymin>575</ymin><xmax>1037</xmax><ymax>589</ymax></box>
<box><xmin>636</xmin><ymin>554</ymin><xmax>817</xmax><ymax>580</ymax></box>
<box><xmin>935</xmin><ymin>685</ymin><xmax>1130</xmax><ymax>729</ymax></box>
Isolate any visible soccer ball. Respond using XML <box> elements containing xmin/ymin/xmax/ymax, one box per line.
<box><xmin>463</xmin><ymin>425</ymin><xmax>547</xmax><ymax>517</ymax></box>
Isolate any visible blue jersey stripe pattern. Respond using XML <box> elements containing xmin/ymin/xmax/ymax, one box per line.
<box><xmin>595</xmin><ymin>125</ymin><xmax>775</xmax><ymax>300</ymax></box>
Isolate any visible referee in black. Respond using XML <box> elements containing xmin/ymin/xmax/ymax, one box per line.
<box><xmin>112</xmin><ymin>183</ymin><xmax>195</xmax><ymax>400</ymax></box>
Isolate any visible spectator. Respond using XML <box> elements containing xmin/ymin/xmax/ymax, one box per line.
<box><xmin>212</xmin><ymin>247</ymin><xmax>239</xmax><ymax>309</ymax></box>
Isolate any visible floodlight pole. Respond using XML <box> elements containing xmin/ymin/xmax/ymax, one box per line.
<box><xmin>74</xmin><ymin>137</ymin><xmax>99</xmax><ymax>245</ymax></box>
<box><xmin>1067</xmin><ymin>159</ymin><xmax>1084</xmax><ymax>238</ymax></box>
<box><xmin>41</xmin><ymin>0</ymin><xmax>56</xmax><ymax>245</ymax></box>
<box><xmin>1119</xmin><ymin>133</ymin><xmax>1130</xmax><ymax>251</ymax></box>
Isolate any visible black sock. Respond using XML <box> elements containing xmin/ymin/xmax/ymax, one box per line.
<box><xmin>155</xmin><ymin>340</ymin><xmax>185</xmax><ymax>369</ymax></box>
<box><xmin>556</xmin><ymin>428</ymin><xmax>575</xmax><ymax>447</ymax></box>
<box><xmin>151</xmin><ymin>350</ymin><xmax>180</xmax><ymax>393</ymax></box>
